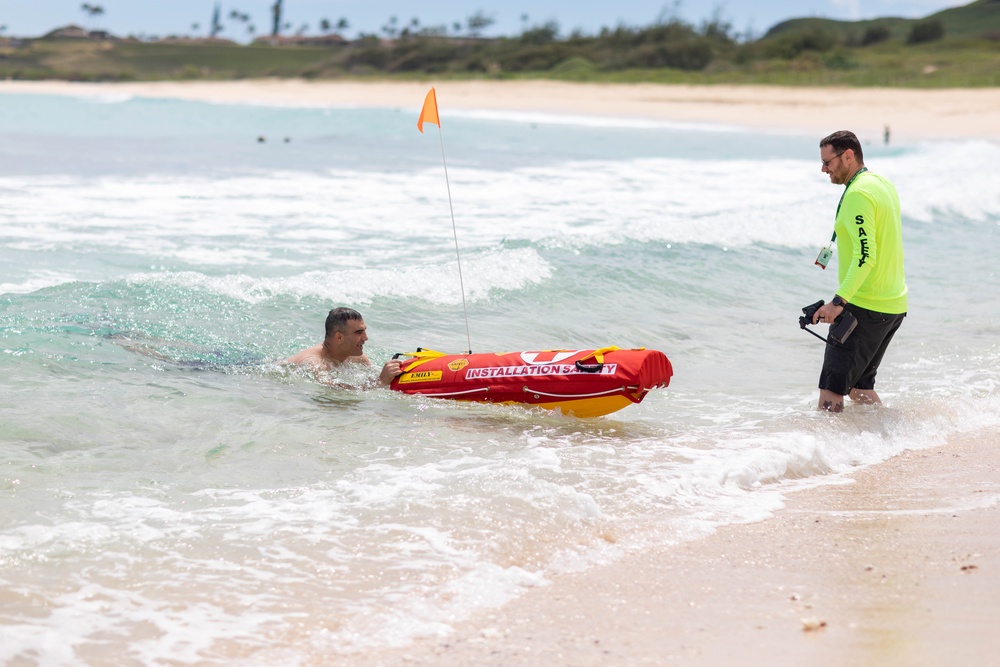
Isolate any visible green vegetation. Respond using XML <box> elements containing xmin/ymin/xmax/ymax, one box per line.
<box><xmin>0</xmin><ymin>40</ymin><xmax>332</xmax><ymax>80</ymax></box>
<box><xmin>907</xmin><ymin>19</ymin><xmax>946</xmax><ymax>44</ymax></box>
<box><xmin>1</xmin><ymin>0</ymin><xmax>998</xmax><ymax>86</ymax></box>
<box><xmin>764</xmin><ymin>0</ymin><xmax>1000</xmax><ymax>40</ymax></box>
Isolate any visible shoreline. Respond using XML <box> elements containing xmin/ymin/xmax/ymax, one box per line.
<box><xmin>2</xmin><ymin>79</ymin><xmax>1000</xmax><ymax>141</ymax></box>
<box><xmin>348</xmin><ymin>427</ymin><xmax>1000</xmax><ymax>667</ymax></box>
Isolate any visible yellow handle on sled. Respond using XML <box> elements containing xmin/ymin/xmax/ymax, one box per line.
<box><xmin>392</xmin><ymin>348</ymin><xmax>448</xmax><ymax>372</ymax></box>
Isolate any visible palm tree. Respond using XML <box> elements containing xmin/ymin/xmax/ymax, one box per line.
<box><xmin>80</xmin><ymin>3</ymin><xmax>105</xmax><ymax>31</ymax></box>
<box><xmin>227</xmin><ymin>10</ymin><xmax>252</xmax><ymax>36</ymax></box>
<box><xmin>271</xmin><ymin>0</ymin><xmax>283</xmax><ymax>37</ymax></box>
<box><xmin>382</xmin><ymin>15</ymin><xmax>398</xmax><ymax>38</ymax></box>
<box><xmin>467</xmin><ymin>11</ymin><xmax>494</xmax><ymax>38</ymax></box>
<box><xmin>336</xmin><ymin>18</ymin><xmax>349</xmax><ymax>34</ymax></box>
<box><xmin>320</xmin><ymin>18</ymin><xmax>331</xmax><ymax>33</ymax></box>
<box><xmin>210</xmin><ymin>3</ymin><xmax>222</xmax><ymax>37</ymax></box>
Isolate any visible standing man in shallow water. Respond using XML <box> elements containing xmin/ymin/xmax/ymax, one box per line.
<box><xmin>286</xmin><ymin>307</ymin><xmax>402</xmax><ymax>385</ymax></box>
<box><xmin>812</xmin><ymin>130</ymin><xmax>908</xmax><ymax>412</ymax></box>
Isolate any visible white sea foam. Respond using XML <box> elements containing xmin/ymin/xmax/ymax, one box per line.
<box><xmin>329</xmin><ymin>562</ymin><xmax>547</xmax><ymax>653</ymax></box>
<box><xmin>89</xmin><ymin>93</ymin><xmax>136</xmax><ymax>104</ymax></box>
<box><xmin>3</xmin><ymin>141</ymin><xmax>995</xmax><ymax>274</ymax></box>
<box><xmin>0</xmin><ymin>271</ymin><xmax>79</xmax><ymax>295</ymax></box>
<box><xmin>885</xmin><ymin>140</ymin><xmax>1000</xmax><ymax>224</ymax></box>
<box><xmin>126</xmin><ymin>245</ymin><xmax>551</xmax><ymax>304</ymax></box>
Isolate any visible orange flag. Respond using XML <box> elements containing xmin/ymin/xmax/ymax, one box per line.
<box><xmin>417</xmin><ymin>87</ymin><xmax>440</xmax><ymax>133</ymax></box>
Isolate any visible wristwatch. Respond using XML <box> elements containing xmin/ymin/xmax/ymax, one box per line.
<box><xmin>832</xmin><ymin>295</ymin><xmax>848</xmax><ymax>308</ymax></box>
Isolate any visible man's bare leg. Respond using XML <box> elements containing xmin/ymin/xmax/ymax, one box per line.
<box><xmin>818</xmin><ymin>389</ymin><xmax>845</xmax><ymax>412</ymax></box>
<box><xmin>849</xmin><ymin>388</ymin><xmax>881</xmax><ymax>405</ymax></box>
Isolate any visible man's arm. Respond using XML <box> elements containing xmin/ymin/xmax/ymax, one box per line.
<box><xmin>837</xmin><ymin>190</ymin><xmax>878</xmax><ymax>303</ymax></box>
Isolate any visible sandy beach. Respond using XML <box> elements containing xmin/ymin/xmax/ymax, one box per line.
<box><xmin>4</xmin><ymin>78</ymin><xmax>998</xmax><ymax>665</ymax></box>
<box><xmin>344</xmin><ymin>427</ymin><xmax>1000</xmax><ymax>667</ymax></box>
<box><xmin>2</xmin><ymin>79</ymin><xmax>1000</xmax><ymax>141</ymax></box>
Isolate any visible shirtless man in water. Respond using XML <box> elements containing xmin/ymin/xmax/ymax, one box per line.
<box><xmin>285</xmin><ymin>307</ymin><xmax>402</xmax><ymax>385</ymax></box>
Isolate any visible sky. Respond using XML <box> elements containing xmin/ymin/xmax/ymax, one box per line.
<box><xmin>0</xmin><ymin>1</ymin><xmax>973</xmax><ymax>41</ymax></box>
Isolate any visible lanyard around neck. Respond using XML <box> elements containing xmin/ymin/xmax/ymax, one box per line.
<box><xmin>830</xmin><ymin>166</ymin><xmax>868</xmax><ymax>243</ymax></box>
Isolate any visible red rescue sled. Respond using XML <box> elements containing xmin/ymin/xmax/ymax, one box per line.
<box><xmin>389</xmin><ymin>347</ymin><xmax>672</xmax><ymax>418</ymax></box>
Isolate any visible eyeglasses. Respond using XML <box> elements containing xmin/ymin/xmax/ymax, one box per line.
<box><xmin>821</xmin><ymin>151</ymin><xmax>844</xmax><ymax>168</ymax></box>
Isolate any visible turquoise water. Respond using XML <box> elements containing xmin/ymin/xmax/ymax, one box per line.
<box><xmin>1</xmin><ymin>91</ymin><xmax>998</xmax><ymax>663</ymax></box>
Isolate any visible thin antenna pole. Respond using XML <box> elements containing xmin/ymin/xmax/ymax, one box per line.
<box><xmin>436</xmin><ymin>126</ymin><xmax>473</xmax><ymax>354</ymax></box>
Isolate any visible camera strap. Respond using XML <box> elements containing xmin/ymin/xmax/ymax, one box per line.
<box><xmin>830</xmin><ymin>166</ymin><xmax>868</xmax><ymax>243</ymax></box>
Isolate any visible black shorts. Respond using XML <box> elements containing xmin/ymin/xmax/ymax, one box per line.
<box><xmin>818</xmin><ymin>304</ymin><xmax>906</xmax><ymax>396</ymax></box>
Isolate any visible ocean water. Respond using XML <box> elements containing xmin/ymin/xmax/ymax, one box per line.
<box><xmin>1</xmin><ymin>90</ymin><xmax>998</xmax><ymax>664</ymax></box>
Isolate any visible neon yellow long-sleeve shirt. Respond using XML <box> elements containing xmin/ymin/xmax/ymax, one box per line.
<box><xmin>834</xmin><ymin>170</ymin><xmax>908</xmax><ymax>314</ymax></box>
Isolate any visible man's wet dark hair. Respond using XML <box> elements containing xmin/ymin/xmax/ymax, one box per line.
<box><xmin>820</xmin><ymin>130</ymin><xmax>864</xmax><ymax>164</ymax></box>
<box><xmin>325</xmin><ymin>307</ymin><xmax>364</xmax><ymax>338</ymax></box>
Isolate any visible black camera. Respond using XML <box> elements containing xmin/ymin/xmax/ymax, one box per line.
<box><xmin>799</xmin><ymin>300</ymin><xmax>825</xmax><ymax>329</ymax></box>
<box><xmin>799</xmin><ymin>300</ymin><xmax>857</xmax><ymax>345</ymax></box>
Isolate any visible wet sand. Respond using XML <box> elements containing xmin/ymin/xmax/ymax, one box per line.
<box><xmin>351</xmin><ymin>428</ymin><xmax>1000</xmax><ymax>667</ymax></box>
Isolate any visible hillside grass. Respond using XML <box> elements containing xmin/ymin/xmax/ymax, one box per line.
<box><xmin>767</xmin><ymin>0</ymin><xmax>1000</xmax><ymax>40</ymax></box>
<box><xmin>1</xmin><ymin>0</ymin><xmax>998</xmax><ymax>87</ymax></box>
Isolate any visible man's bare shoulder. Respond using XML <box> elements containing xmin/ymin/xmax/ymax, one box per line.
<box><xmin>351</xmin><ymin>354</ymin><xmax>373</xmax><ymax>367</ymax></box>
<box><xmin>285</xmin><ymin>346</ymin><xmax>371</xmax><ymax>369</ymax></box>
<box><xmin>285</xmin><ymin>344</ymin><xmax>327</xmax><ymax>367</ymax></box>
